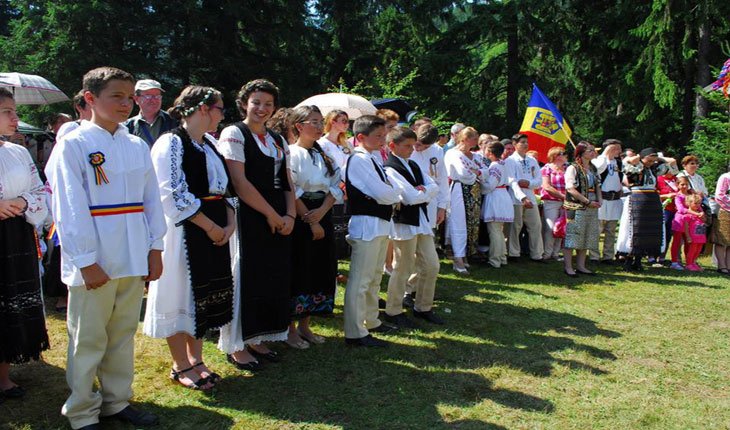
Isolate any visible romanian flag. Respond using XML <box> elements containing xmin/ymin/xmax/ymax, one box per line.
<box><xmin>519</xmin><ymin>83</ymin><xmax>572</xmax><ymax>164</ymax></box>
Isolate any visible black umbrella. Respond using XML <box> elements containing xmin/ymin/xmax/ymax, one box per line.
<box><xmin>370</xmin><ymin>98</ymin><xmax>417</xmax><ymax>122</ymax></box>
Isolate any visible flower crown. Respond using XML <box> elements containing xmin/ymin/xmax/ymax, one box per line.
<box><xmin>178</xmin><ymin>88</ymin><xmax>215</xmax><ymax>117</ymax></box>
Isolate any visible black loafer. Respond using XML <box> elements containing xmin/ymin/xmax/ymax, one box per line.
<box><xmin>107</xmin><ymin>406</ymin><xmax>159</xmax><ymax>426</ymax></box>
<box><xmin>247</xmin><ymin>348</ymin><xmax>281</xmax><ymax>363</ymax></box>
<box><xmin>384</xmin><ymin>312</ymin><xmax>418</xmax><ymax>329</ymax></box>
<box><xmin>530</xmin><ymin>258</ymin><xmax>548</xmax><ymax>264</ymax></box>
<box><xmin>226</xmin><ymin>354</ymin><xmax>261</xmax><ymax>371</ymax></box>
<box><xmin>507</xmin><ymin>256</ymin><xmax>521</xmax><ymax>263</ymax></box>
<box><xmin>345</xmin><ymin>334</ymin><xmax>389</xmax><ymax>347</ymax></box>
<box><xmin>412</xmin><ymin>310</ymin><xmax>445</xmax><ymax>325</ymax></box>
<box><xmin>77</xmin><ymin>424</ymin><xmax>100</xmax><ymax>430</ymax></box>
<box><xmin>370</xmin><ymin>322</ymin><xmax>398</xmax><ymax>334</ymax></box>
<box><xmin>1</xmin><ymin>385</ymin><xmax>24</xmax><ymax>399</ymax></box>
<box><xmin>402</xmin><ymin>292</ymin><xmax>415</xmax><ymax>309</ymax></box>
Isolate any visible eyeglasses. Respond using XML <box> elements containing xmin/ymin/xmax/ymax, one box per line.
<box><xmin>138</xmin><ymin>95</ymin><xmax>162</xmax><ymax>101</ymax></box>
<box><xmin>301</xmin><ymin>120</ymin><xmax>324</xmax><ymax>127</ymax></box>
<box><xmin>211</xmin><ymin>105</ymin><xmax>227</xmax><ymax>116</ymax></box>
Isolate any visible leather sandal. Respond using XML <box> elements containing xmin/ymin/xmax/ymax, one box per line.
<box><xmin>193</xmin><ymin>361</ymin><xmax>222</xmax><ymax>383</ymax></box>
<box><xmin>170</xmin><ymin>366</ymin><xmax>213</xmax><ymax>391</ymax></box>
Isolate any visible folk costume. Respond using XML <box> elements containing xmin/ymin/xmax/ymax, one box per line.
<box><xmin>343</xmin><ymin>146</ymin><xmax>400</xmax><ymax>340</ymax></box>
<box><xmin>289</xmin><ymin>143</ymin><xmax>343</xmax><ymax>317</ymax></box>
<box><xmin>506</xmin><ymin>152</ymin><xmax>544</xmax><ymax>259</ymax></box>
<box><xmin>0</xmin><ymin>141</ymin><xmax>49</xmax><ymax>364</ymax></box>
<box><xmin>383</xmin><ymin>153</ymin><xmax>439</xmax><ymax>317</ymax></box>
<box><xmin>216</xmin><ymin>123</ymin><xmax>292</xmax><ymax>354</ymax></box>
<box><xmin>563</xmin><ymin>162</ymin><xmax>602</xmax><ymax>251</ymax></box>
<box><xmin>144</xmin><ymin>129</ymin><xmax>234</xmax><ymax>340</ymax></box>
<box><xmin>481</xmin><ymin>159</ymin><xmax>514</xmax><ymax>268</ymax></box>
<box><xmin>445</xmin><ymin>149</ymin><xmax>488</xmax><ymax>258</ymax></box>
<box><xmin>710</xmin><ymin>173</ymin><xmax>730</xmax><ymax>247</ymax></box>
<box><xmin>45</xmin><ymin>121</ymin><xmax>166</xmax><ymax>430</ymax></box>
<box><xmin>616</xmin><ymin>151</ymin><xmax>676</xmax><ymax>265</ymax></box>
<box><xmin>407</xmin><ymin>143</ymin><xmax>449</xmax><ymax>295</ymax></box>
<box><xmin>590</xmin><ymin>153</ymin><xmax>623</xmax><ymax>261</ymax></box>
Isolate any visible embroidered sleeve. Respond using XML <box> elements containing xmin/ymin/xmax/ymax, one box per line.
<box><xmin>150</xmin><ymin>134</ymin><xmax>201</xmax><ymax>225</ymax></box>
<box><xmin>21</xmin><ymin>154</ymin><xmax>48</xmax><ymax>227</ymax></box>
<box><xmin>216</xmin><ymin>126</ymin><xmax>246</xmax><ymax>163</ymax></box>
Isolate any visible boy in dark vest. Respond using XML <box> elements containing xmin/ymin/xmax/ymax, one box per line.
<box><xmin>343</xmin><ymin>115</ymin><xmax>401</xmax><ymax>347</ymax></box>
<box><xmin>383</xmin><ymin>127</ymin><xmax>443</xmax><ymax>327</ymax></box>
<box><xmin>589</xmin><ymin>139</ymin><xmax>624</xmax><ymax>263</ymax></box>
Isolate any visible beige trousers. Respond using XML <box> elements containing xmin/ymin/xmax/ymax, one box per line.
<box><xmin>508</xmin><ymin>204</ymin><xmax>544</xmax><ymax>259</ymax></box>
<box><xmin>62</xmin><ymin>276</ymin><xmax>145</xmax><ymax>429</ymax></box>
<box><xmin>487</xmin><ymin>222</ymin><xmax>508</xmax><ymax>267</ymax></box>
<box><xmin>344</xmin><ymin>236</ymin><xmax>389</xmax><ymax>339</ymax></box>
<box><xmin>387</xmin><ymin>234</ymin><xmax>439</xmax><ymax>315</ymax></box>
<box><xmin>589</xmin><ymin>219</ymin><xmax>618</xmax><ymax>261</ymax></box>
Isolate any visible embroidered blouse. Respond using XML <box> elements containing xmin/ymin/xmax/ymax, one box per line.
<box><xmin>289</xmin><ymin>144</ymin><xmax>343</xmax><ymax>204</ymax></box>
<box><xmin>0</xmin><ymin>141</ymin><xmax>47</xmax><ymax>226</ymax></box>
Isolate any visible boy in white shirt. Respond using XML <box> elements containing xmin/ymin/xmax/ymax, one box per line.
<box><xmin>45</xmin><ymin>67</ymin><xmax>166</xmax><ymax>430</ymax></box>
<box><xmin>343</xmin><ymin>115</ymin><xmax>401</xmax><ymax>347</ymax></box>
<box><xmin>383</xmin><ymin>127</ymin><xmax>443</xmax><ymax>327</ymax></box>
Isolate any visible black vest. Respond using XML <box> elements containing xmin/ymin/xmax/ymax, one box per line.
<box><xmin>599</xmin><ymin>158</ymin><xmax>623</xmax><ymax>183</ymax></box>
<box><xmin>383</xmin><ymin>153</ymin><xmax>429</xmax><ymax>226</ymax></box>
<box><xmin>234</xmin><ymin>122</ymin><xmax>290</xmax><ymax>193</ymax></box>
<box><xmin>169</xmin><ymin>127</ymin><xmax>234</xmax><ymax>198</ymax></box>
<box><xmin>345</xmin><ymin>154</ymin><xmax>393</xmax><ymax>221</ymax></box>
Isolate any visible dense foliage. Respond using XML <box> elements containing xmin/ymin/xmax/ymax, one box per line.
<box><xmin>1</xmin><ymin>0</ymin><xmax>728</xmax><ymax>180</ymax></box>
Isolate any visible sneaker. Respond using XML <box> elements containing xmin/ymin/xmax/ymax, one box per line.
<box><xmin>670</xmin><ymin>262</ymin><xmax>684</xmax><ymax>270</ymax></box>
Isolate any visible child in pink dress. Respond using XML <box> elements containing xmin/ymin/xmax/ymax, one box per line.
<box><xmin>683</xmin><ymin>193</ymin><xmax>707</xmax><ymax>271</ymax></box>
<box><xmin>670</xmin><ymin>177</ymin><xmax>700</xmax><ymax>269</ymax></box>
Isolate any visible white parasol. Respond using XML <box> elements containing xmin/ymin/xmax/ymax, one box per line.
<box><xmin>295</xmin><ymin>93</ymin><xmax>377</xmax><ymax>119</ymax></box>
<box><xmin>0</xmin><ymin>72</ymin><xmax>70</xmax><ymax>105</ymax></box>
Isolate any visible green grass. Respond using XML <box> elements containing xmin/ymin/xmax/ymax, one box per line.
<box><xmin>2</xmin><ymin>255</ymin><xmax>730</xmax><ymax>430</ymax></box>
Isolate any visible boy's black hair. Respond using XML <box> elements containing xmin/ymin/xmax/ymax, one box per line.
<box><xmin>487</xmin><ymin>141</ymin><xmax>505</xmax><ymax>158</ymax></box>
<box><xmin>82</xmin><ymin>67</ymin><xmax>135</xmax><ymax>96</ymax></box>
<box><xmin>353</xmin><ymin>115</ymin><xmax>385</xmax><ymax>137</ymax></box>
<box><xmin>73</xmin><ymin>90</ymin><xmax>87</xmax><ymax>110</ymax></box>
<box><xmin>511</xmin><ymin>133</ymin><xmax>529</xmax><ymax>143</ymax></box>
<box><xmin>387</xmin><ymin>126</ymin><xmax>417</xmax><ymax>145</ymax></box>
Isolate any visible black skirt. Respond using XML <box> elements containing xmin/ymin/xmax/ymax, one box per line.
<box><xmin>290</xmin><ymin>196</ymin><xmax>336</xmax><ymax>318</ymax></box>
<box><xmin>182</xmin><ymin>199</ymin><xmax>234</xmax><ymax>338</ymax></box>
<box><xmin>0</xmin><ymin>217</ymin><xmax>49</xmax><ymax>363</ymax></box>
<box><xmin>630</xmin><ymin>190</ymin><xmax>663</xmax><ymax>255</ymax></box>
<box><xmin>43</xmin><ymin>245</ymin><xmax>66</xmax><ymax>298</ymax></box>
<box><xmin>332</xmin><ymin>202</ymin><xmax>351</xmax><ymax>259</ymax></box>
<box><xmin>237</xmin><ymin>189</ymin><xmax>292</xmax><ymax>341</ymax></box>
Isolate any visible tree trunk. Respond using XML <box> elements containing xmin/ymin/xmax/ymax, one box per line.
<box><xmin>681</xmin><ymin>23</ymin><xmax>695</xmax><ymax>145</ymax></box>
<box><xmin>693</xmin><ymin>0</ymin><xmax>710</xmax><ymax>135</ymax></box>
<box><xmin>506</xmin><ymin>9</ymin><xmax>519</xmax><ymax>133</ymax></box>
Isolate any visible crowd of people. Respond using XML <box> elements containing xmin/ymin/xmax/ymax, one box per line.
<box><xmin>1</xmin><ymin>66</ymin><xmax>730</xmax><ymax>430</ymax></box>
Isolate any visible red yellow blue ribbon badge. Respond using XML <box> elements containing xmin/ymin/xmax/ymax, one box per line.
<box><xmin>89</xmin><ymin>202</ymin><xmax>144</xmax><ymax>216</ymax></box>
<box><xmin>89</xmin><ymin>152</ymin><xmax>109</xmax><ymax>185</ymax></box>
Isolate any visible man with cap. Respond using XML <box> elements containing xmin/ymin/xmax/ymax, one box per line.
<box><xmin>589</xmin><ymin>139</ymin><xmax>624</xmax><ymax>264</ymax></box>
<box><xmin>124</xmin><ymin>79</ymin><xmax>177</xmax><ymax>146</ymax></box>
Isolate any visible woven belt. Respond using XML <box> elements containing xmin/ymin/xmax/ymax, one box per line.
<box><xmin>89</xmin><ymin>202</ymin><xmax>143</xmax><ymax>216</ymax></box>
<box><xmin>301</xmin><ymin>191</ymin><xmax>327</xmax><ymax>200</ymax></box>
<box><xmin>201</xmin><ymin>194</ymin><xmax>223</xmax><ymax>201</ymax></box>
<box><xmin>602</xmin><ymin>190</ymin><xmax>621</xmax><ymax>200</ymax></box>
<box><xmin>631</xmin><ymin>189</ymin><xmax>657</xmax><ymax>194</ymax></box>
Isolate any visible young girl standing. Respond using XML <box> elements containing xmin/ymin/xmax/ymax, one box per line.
<box><xmin>217</xmin><ymin>79</ymin><xmax>295</xmax><ymax>369</ymax></box>
<box><xmin>670</xmin><ymin>177</ymin><xmax>702</xmax><ymax>270</ymax></box>
<box><xmin>286</xmin><ymin>106</ymin><xmax>342</xmax><ymax>348</ymax></box>
<box><xmin>683</xmin><ymin>193</ymin><xmax>707</xmax><ymax>272</ymax></box>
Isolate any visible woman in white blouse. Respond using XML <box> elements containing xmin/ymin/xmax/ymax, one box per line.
<box><xmin>286</xmin><ymin>105</ymin><xmax>343</xmax><ymax>348</ymax></box>
<box><xmin>0</xmin><ymin>87</ymin><xmax>49</xmax><ymax>399</ymax></box>
<box><xmin>144</xmin><ymin>86</ymin><xmax>234</xmax><ymax>390</ymax></box>
<box><xmin>445</xmin><ymin>126</ymin><xmax>488</xmax><ymax>274</ymax></box>
<box><xmin>216</xmin><ymin>80</ymin><xmax>295</xmax><ymax>370</ymax></box>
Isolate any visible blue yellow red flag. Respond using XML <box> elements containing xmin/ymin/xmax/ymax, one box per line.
<box><xmin>519</xmin><ymin>83</ymin><xmax>572</xmax><ymax>163</ymax></box>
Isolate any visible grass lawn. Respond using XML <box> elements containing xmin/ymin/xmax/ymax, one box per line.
<box><xmin>2</xmin><ymin>255</ymin><xmax>729</xmax><ymax>430</ymax></box>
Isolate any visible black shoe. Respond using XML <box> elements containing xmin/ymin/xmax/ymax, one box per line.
<box><xmin>530</xmin><ymin>258</ymin><xmax>548</xmax><ymax>264</ymax></box>
<box><xmin>384</xmin><ymin>312</ymin><xmax>418</xmax><ymax>329</ymax></box>
<box><xmin>402</xmin><ymin>293</ymin><xmax>415</xmax><ymax>309</ymax></box>
<box><xmin>77</xmin><ymin>424</ymin><xmax>101</xmax><ymax>430</ymax></box>
<box><xmin>1</xmin><ymin>386</ymin><xmax>25</xmax><ymax>399</ymax></box>
<box><xmin>345</xmin><ymin>334</ymin><xmax>389</xmax><ymax>347</ymax></box>
<box><xmin>507</xmin><ymin>256</ymin><xmax>521</xmax><ymax>263</ymax></box>
<box><xmin>370</xmin><ymin>322</ymin><xmax>398</xmax><ymax>334</ymax></box>
<box><xmin>378</xmin><ymin>298</ymin><xmax>387</xmax><ymax>309</ymax></box>
<box><xmin>226</xmin><ymin>354</ymin><xmax>261</xmax><ymax>371</ymax></box>
<box><xmin>564</xmin><ymin>270</ymin><xmax>579</xmax><ymax>278</ymax></box>
<box><xmin>107</xmin><ymin>406</ymin><xmax>159</xmax><ymax>426</ymax></box>
<box><xmin>600</xmin><ymin>259</ymin><xmax>615</xmax><ymax>266</ymax></box>
<box><xmin>247</xmin><ymin>347</ymin><xmax>281</xmax><ymax>363</ymax></box>
<box><xmin>412</xmin><ymin>310</ymin><xmax>445</xmax><ymax>325</ymax></box>
<box><xmin>576</xmin><ymin>269</ymin><xmax>596</xmax><ymax>276</ymax></box>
